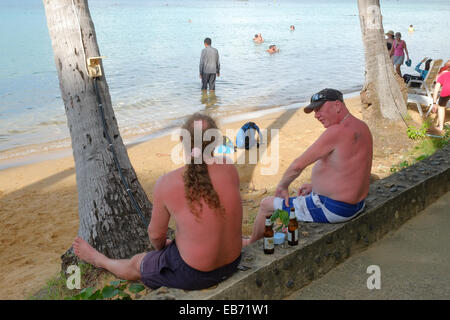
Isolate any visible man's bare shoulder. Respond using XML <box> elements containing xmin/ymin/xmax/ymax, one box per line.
<box><xmin>318</xmin><ymin>124</ymin><xmax>341</xmax><ymax>142</ymax></box>
<box><xmin>209</xmin><ymin>159</ymin><xmax>239</xmax><ymax>183</ymax></box>
<box><xmin>210</xmin><ymin>158</ymin><xmax>238</xmax><ymax>173</ymax></box>
<box><xmin>155</xmin><ymin>167</ymin><xmax>184</xmax><ymax>189</ymax></box>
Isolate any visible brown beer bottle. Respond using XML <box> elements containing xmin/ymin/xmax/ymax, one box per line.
<box><xmin>263</xmin><ymin>218</ymin><xmax>274</xmax><ymax>254</ymax></box>
<box><xmin>288</xmin><ymin>207</ymin><xmax>299</xmax><ymax>246</ymax></box>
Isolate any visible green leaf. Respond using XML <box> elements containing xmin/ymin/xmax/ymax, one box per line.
<box><xmin>118</xmin><ymin>291</ymin><xmax>131</xmax><ymax>299</ymax></box>
<box><xmin>279</xmin><ymin>210</ymin><xmax>289</xmax><ymax>226</ymax></box>
<box><xmin>128</xmin><ymin>283</ymin><xmax>145</xmax><ymax>294</ymax></box>
<box><xmin>80</xmin><ymin>287</ymin><xmax>94</xmax><ymax>299</ymax></box>
<box><xmin>110</xmin><ymin>280</ymin><xmax>121</xmax><ymax>287</ymax></box>
<box><xmin>102</xmin><ymin>285</ymin><xmax>119</xmax><ymax>299</ymax></box>
<box><xmin>88</xmin><ymin>290</ymin><xmax>102</xmax><ymax>300</ymax></box>
<box><xmin>270</xmin><ymin>210</ymin><xmax>279</xmax><ymax>222</ymax></box>
<box><xmin>415</xmin><ymin>154</ymin><xmax>427</xmax><ymax>161</ymax></box>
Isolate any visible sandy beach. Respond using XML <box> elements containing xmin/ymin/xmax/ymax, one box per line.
<box><xmin>0</xmin><ymin>96</ymin><xmax>424</xmax><ymax>299</ymax></box>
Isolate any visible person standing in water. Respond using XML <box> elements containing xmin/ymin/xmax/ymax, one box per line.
<box><xmin>199</xmin><ymin>38</ymin><xmax>220</xmax><ymax>91</ymax></box>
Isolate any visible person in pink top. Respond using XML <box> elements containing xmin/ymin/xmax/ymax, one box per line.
<box><xmin>389</xmin><ymin>32</ymin><xmax>409</xmax><ymax>77</ymax></box>
<box><xmin>432</xmin><ymin>67</ymin><xmax>450</xmax><ymax>132</ymax></box>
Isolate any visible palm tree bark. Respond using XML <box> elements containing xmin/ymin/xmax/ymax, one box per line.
<box><xmin>43</xmin><ymin>0</ymin><xmax>153</xmax><ymax>264</ymax></box>
<box><xmin>357</xmin><ymin>0</ymin><xmax>408</xmax><ymax>120</ymax></box>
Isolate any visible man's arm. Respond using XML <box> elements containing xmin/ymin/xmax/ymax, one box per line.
<box><xmin>276</xmin><ymin>127</ymin><xmax>339</xmax><ymax>202</ymax></box>
<box><xmin>148</xmin><ymin>176</ymin><xmax>170</xmax><ymax>250</ymax></box>
<box><xmin>404</xmin><ymin>41</ymin><xmax>409</xmax><ymax>60</ymax></box>
<box><xmin>432</xmin><ymin>82</ymin><xmax>442</xmax><ymax>113</ymax></box>
<box><xmin>415</xmin><ymin>58</ymin><xmax>426</xmax><ymax>73</ymax></box>
<box><xmin>216</xmin><ymin>49</ymin><xmax>220</xmax><ymax>76</ymax></box>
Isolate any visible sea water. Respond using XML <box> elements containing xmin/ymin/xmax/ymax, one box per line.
<box><xmin>1</xmin><ymin>0</ymin><xmax>449</xmax><ymax>161</ymax></box>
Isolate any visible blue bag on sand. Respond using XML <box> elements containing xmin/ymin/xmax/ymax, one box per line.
<box><xmin>235</xmin><ymin>122</ymin><xmax>261</xmax><ymax>149</ymax></box>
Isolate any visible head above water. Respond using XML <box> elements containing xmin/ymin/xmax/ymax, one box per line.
<box><xmin>304</xmin><ymin>88</ymin><xmax>344</xmax><ymax>114</ymax></box>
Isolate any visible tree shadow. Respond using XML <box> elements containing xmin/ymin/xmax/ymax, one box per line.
<box><xmin>234</xmin><ymin>108</ymin><xmax>299</xmax><ymax>188</ymax></box>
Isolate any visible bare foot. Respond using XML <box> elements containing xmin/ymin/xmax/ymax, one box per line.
<box><xmin>434</xmin><ymin>127</ymin><xmax>445</xmax><ymax>135</ymax></box>
<box><xmin>73</xmin><ymin>237</ymin><xmax>106</xmax><ymax>268</ymax></box>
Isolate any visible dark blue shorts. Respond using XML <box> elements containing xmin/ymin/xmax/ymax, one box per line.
<box><xmin>140</xmin><ymin>240</ymin><xmax>241</xmax><ymax>290</ymax></box>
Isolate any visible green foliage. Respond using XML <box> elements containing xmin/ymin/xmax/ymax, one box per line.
<box><xmin>65</xmin><ymin>279</ymin><xmax>144</xmax><ymax>300</ymax></box>
<box><xmin>433</xmin><ymin>126</ymin><xmax>450</xmax><ymax>148</ymax></box>
<box><xmin>391</xmin><ymin>125</ymin><xmax>449</xmax><ymax>173</ymax></box>
<box><xmin>271</xmin><ymin>209</ymin><xmax>290</xmax><ymax>232</ymax></box>
<box><xmin>390</xmin><ymin>160</ymin><xmax>410</xmax><ymax>172</ymax></box>
<box><xmin>407</xmin><ymin>122</ymin><xmax>429</xmax><ymax>140</ymax></box>
<box><xmin>129</xmin><ymin>283</ymin><xmax>146</xmax><ymax>294</ymax></box>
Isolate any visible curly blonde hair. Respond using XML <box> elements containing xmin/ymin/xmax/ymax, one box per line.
<box><xmin>182</xmin><ymin>113</ymin><xmax>225</xmax><ymax>218</ymax></box>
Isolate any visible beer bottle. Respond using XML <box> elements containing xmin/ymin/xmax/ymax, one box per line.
<box><xmin>263</xmin><ymin>218</ymin><xmax>274</xmax><ymax>254</ymax></box>
<box><xmin>288</xmin><ymin>207</ymin><xmax>298</xmax><ymax>246</ymax></box>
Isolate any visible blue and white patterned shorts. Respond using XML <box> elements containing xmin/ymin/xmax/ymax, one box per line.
<box><xmin>273</xmin><ymin>192</ymin><xmax>365</xmax><ymax>223</ymax></box>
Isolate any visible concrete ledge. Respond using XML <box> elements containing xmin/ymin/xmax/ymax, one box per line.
<box><xmin>143</xmin><ymin>145</ymin><xmax>450</xmax><ymax>300</ymax></box>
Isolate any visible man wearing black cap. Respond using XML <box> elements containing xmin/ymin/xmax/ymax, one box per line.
<box><xmin>243</xmin><ymin>89</ymin><xmax>373</xmax><ymax>246</ymax></box>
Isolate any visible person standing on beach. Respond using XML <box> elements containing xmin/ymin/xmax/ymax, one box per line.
<box><xmin>73</xmin><ymin>113</ymin><xmax>243</xmax><ymax>290</ymax></box>
<box><xmin>390</xmin><ymin>32</ymin><xmax>409</xmax><ymax>77</ymax></box>
<box><xmin>385</xmin><ymin>30</ymin><xmax>394</xmax><ymax>57</ymax></box>
<box><xmin>432</xmin><ymin>67</ymin><xmax>450</xmax><ymax>133</ymax></box>
<box><xmin>199</xmin><ymin>38</ymin><xmax>220</xmax><ymax>91</ymax></box>
<box><xmin>243</xmin><ymin>89</ymin><xmax>373</xmax><ymax>246</ymax></box>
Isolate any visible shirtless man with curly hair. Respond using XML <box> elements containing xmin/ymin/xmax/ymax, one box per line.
<box><xmin>73</xmin><ymin>113</ymin><xmax>243</xmax><ymax>290</ymax></box>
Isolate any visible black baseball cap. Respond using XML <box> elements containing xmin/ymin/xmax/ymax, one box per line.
<box><xmin>304</xmin><ymin>88</ymin><xmax>344</xmax><ymax>113</ymax></box>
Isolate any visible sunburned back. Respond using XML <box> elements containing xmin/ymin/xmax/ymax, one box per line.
<box><xmin>312</xmin><ymin>116</ymin><xmax>373</xmax><ymax>204</ymax></box>
<box><xmin>161</xmin><ymin>161</ymin><xmax>242</xmax><ymax>272</ymax></box>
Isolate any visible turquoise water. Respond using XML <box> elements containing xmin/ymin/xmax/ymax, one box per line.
<box><xmin>1</xmin><ymin>0</ymin><xmax>449</xmax><ymax>159</ymax></box>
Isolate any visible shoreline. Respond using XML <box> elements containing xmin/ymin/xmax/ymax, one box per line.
<box><xmin>0</xmin><ymin>90</ymin><xmax>362</xmax><ymax>171</ymax></box>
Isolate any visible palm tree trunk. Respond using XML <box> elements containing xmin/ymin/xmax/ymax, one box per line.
<box><xmin>43</xmin><ymin>0</ymin><xmax>153</xmax><ymax>265</ymax></box>
<box><xmin>357</xmin><ymin>0</ymin><xmax>407</xmax><ymax>121</ymax></box>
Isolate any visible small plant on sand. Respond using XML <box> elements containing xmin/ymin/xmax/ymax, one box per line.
<box><xmin>65</xmin><ymin>280</ymin><xmax>145</xmax><ymax>300</ymax></box>
<box><xmin>406</xmin><ymin>122</ymin><xmax>430</xmax><ymax>140</ymax></box>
